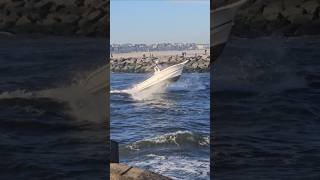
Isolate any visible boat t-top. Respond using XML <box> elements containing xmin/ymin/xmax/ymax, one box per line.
<box><xmin>131</xmin><ymin>60</ymin><xmax>189</xmax><ymax>92</ymax></box>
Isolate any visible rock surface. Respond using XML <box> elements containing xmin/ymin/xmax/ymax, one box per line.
<box><xmin>110</xmin><ymin>54</ymin><xmax>210</xmax><ymax>73</ymax></box>
<box><xmin>1</xmin><ymin>0</ymin><xmax>319</xmax><ymax>37</ymax></box>
<box><xmin>110</xmin><ymin>163</ymin><xmax>171</xmax><ymax>180</ymax></box>
<box><xmin>230</xmin><ymin>0</ymin><xmax>320</xmax><ymax>37</ymax></box>
<box><xmin>0</xmin><ymin>0</ymin><xmax>108</xmax><ymax>36</ymax></box>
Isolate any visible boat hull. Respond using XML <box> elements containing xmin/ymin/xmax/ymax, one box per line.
<box><xmin>84</xmin><ymin>64</ymin><xmax>108</xmax><ymax>94</ymax></box>
<box><xmin>211</xmin><ymin>0</ymin><xmax>247</xmax><ymax>61</ymax></box>
<box><xmin>168</xmin><ymin>75</ymin><xmax>181</xmax><ymax>82</ymax></box>
<box><xmin>131</xmin><ymin>61</ymin><xmax>188</xmax><ymax>92</ymax></box>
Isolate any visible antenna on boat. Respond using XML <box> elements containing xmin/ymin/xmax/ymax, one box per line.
<box><xmin>153</xmin><ymin>60</ymin><xmax>161</xmax><ymax>72</ymax></box>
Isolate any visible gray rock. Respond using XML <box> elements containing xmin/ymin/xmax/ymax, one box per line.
<box><xmin>60</xmin><ymin>14</ymin><xmax>79</xmax><ymax>24</ymax></box>
<box><xmin>55</xmin><ymin>0</ymin><xmax>77</xmax><ymax>6</ymax></box>
<box><xmin>34</xmin><ymin>0</ymin><xmax>55</xmax><ymax>10</ymax></box>
<box><xmin>283</xmin><ymin>0</ymin><xmax>304</xmax><ymax>8</ymax></box>
<box><xmin>281</xmin><ymin>6</ymin><xmax>303</xmax><ymax>23</ymax></box>
<box><xmin>110</xmin><ymin>55</ymin><xmax>210</xmax><ymax>73</ymax></box>
<box><xmin>292</xmin><ymin>14</ymin><xmax>313</xmax><ymax>24</ymax></box>
<box><xmin>4</xmin><ymin>0</ymin><xmax>25</xmax><ymax>9</ymax></box>
<box><xmin>85</xmin><ymin>0</ymin><xmax>105</xmax><ymax>8</ymax></box>
<box><xmin>87</xmin><ymin>10</ymin><xmax>103</xmax><ymax>22</ymax></box>
<box><xmin>0</xmin><ymin>0</ymin><xmax>12</xmax><ymax>7</ymax></box>
<box><xmin>2</xmin><ymin>12</ymin><xmax>19</xmax><ymax>27</ymax></box>
<box><xmin>42</xmin><ymin>14</ymin><xmax>58</xmax><ymax>25</ymax></box>
<box><xmin>16</xmin><ymin>15</ymin><xmax>32</xmax><ymax>26</ymax></box>
<box><xmin>301</xmin><ymin>1</ymin><xmax>319</xmax><ymax>14</ymax></box>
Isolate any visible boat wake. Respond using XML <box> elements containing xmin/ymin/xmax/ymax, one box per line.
<box><xmin>0</xmin><ymin>82</ymin><xmax>106</xmax><ymax>121</ymax></box>
<box><xmin>111</xmin><ymin>79</ymin><xmax>170</xmax><ymax>101</ymax></box>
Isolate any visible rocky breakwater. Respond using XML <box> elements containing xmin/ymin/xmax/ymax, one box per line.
<box><xmin>111</xmin><ymin>163</ymin><xmax>171</xmax><ymax>180</ymax></box>
<box><xmin>0</xmin><ymin>0</ymin><xmax>108</xmax><ymax>36</ymax></box>
<box><xmin>111</xmin><ymin>55</ymin><xmax>210</xmax><ymax>73</ymax></box>
<box><xmin>231</xmin><ymin>0</ymin><xmax>320</xmax><ymax>37</ymax></box>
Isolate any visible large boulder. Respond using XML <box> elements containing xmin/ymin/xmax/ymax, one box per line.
<box><xmin>1</xmin><ymin>12</ymin><xmax>19</xmax><ymax>28</ymax></box>
<box><xmin>301</xmin><ymin>0</ymin><xmax>319</xmax><ymax>14</ymax></box>
<box><xmin>281</xmin><ymin>6</ymin><xmax>303</xmax><ymax>23</ymax></box>
<box><xmin>15</xmin><ymin>15</ymin><xmax>32</xmax><ymax>26</ymax></box>
<box><xmin>263</xmin><ymin>1</ymin><xmax>283</xmax><ymax>21</ymax></box>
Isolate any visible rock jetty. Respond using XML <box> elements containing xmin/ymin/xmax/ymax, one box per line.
<box><xmin>1</xmin><ymin>0</ymin><xmax>320</xmax><ymax>37</ymax></box>
<box><xmin>232</xmin><ymin>0</ymin><xmax>320</xmax><ymax>37</ymax></box>
<box><xmin>110</xmin><ymin>54</ymin><xmax>210</xmax><ymax>73</ymax></box>
<box><xmin>0</xmin><ymin>0</ymin><xmax>108</xmax><ymax>36</ymax></box>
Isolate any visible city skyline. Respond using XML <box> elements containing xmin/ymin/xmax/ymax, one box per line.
<box><xmin>111</xmin><ymin>0</ymin><xmax>210</xmax><ymax>44</ymax></box>
<box><xmin>110</xmin><ymin>42</ymin><xmax>209</xmax><ymax>54</ymax></box>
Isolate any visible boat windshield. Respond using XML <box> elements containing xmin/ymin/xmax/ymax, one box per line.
<box><xmin>154</xmin><ymin>65</ymin><xmax>161</xmax><ymax>73</ymax></box>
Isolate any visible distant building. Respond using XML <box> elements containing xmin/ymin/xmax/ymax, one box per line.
<box><xmin>196</xmin><ymin>44</ymin><xmax>209</xmax><ymax>50</ymax></box>
<box><xmin>110</xmin><ymin>43</ymin><xmax>209</xmax><ymax>53</ymax></box>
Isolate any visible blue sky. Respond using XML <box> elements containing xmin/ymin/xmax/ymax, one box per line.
<box><xmin>111</xmin><ymin>0</ymin><xmax>210</xmax><ymax>44</ymax></box>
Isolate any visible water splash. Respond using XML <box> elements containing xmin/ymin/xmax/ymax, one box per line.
<box><xmin>111</xmin><ymin>73</ymin><xmax>208</xmax><ymax>102</ymax></box>
<box><xmin>0</xmin><ymin>81</ymin><xmax>106</xmax><ymax>121</ymax></box>
<box><xmin>127</xmin><ymin>154</ymin><xmax>209</xmax><ymax>180</ymax></box>
<box><xmin>111</xmin><ymin>78</ymin><xmax>170</xmax><ymax>101</ymax></box>
<box><xmin>168</xmin><ymin>74</ymin><xmax>208</xmax><ymax>92</ymax></box>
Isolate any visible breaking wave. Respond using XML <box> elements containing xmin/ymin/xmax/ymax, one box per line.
<box><xmin>128</xmin><ymin>154</ymin><xmax>209</xmax><ymax>180</ymax></box>
<box><xmin>126</xmin><ymin>131</ymin><xmax>209</xmax><ymax>151</ymax></box>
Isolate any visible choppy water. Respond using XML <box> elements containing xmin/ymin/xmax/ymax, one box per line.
<box><xmin>0</xmin><ymin>36</ymin><xmax>108</xmax><ymax>180</ymax></box>
<box><xmin>110</xmin><ymin>73</ymin><xmax>210</xmax><ymax>179</ymax></box>
<box><xmin>213</xmin><ymin>36</ymin><xmax>320</xmax><ymax>179</ymax></box>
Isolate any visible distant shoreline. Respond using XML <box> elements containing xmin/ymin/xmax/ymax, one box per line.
<box><xmin>111</xmin><ymin>49</ymin><xmax>210</xmax><ymax>59</ymax></box>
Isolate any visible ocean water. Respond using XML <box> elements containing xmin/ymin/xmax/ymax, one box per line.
<box><xmin>0</xmin><ymin>36</ymin><xmax>108</xmax><ymax>180</ymax></box>
<box><xmin>213</xmin><ymin>36</ymin><xmax>320</xmax><ymax>179</ymax></box>
<box><xmin>110</xmin><ymin>73</ymin><xmax>210</xmax><ymax>179</ymax></box>
<box><xmin>2</xmin><ymin>35</ymin><xmax>319</xmax><ymax>180</ymax></box>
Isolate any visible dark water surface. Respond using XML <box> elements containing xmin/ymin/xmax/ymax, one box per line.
<box><xmin>0</xmin><ymin>36</ymin><xmax>108</xmax><ymax>180</ymax></box>
<box><xmin>213</xmin><ymin>36</ymin><xmax>320</xmax><ymax>179</ymax></box>
<box><xmin>111</xmin><ymin>73</ymin><xmax>210</xmax><ymax>179</ymax></box>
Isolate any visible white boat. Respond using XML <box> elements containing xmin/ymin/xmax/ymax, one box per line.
<box><xmin>131</xmin><ymin>60</ymin><xmax>189</xmax><ymax>92</ymax></box>
<box><xmin>212</xmin><ymin>0</ymin><xmax>247</xmax><ymax>60</ymax></box>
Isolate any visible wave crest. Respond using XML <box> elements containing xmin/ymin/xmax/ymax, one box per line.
<box><xmin>126</xmin><ymin>131</ymin><xmax>209</xmax><ymax>151</ymax></box>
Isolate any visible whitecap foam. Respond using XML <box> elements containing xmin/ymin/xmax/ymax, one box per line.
<box><xmin>168</xmin><ymin>74</ymin><xmax>208</xmax><ymax>92</ymax></box>
<box><xmin>0</xmin><ymin>81</ymin><xmax>106</xmax><ymax>121</ymax></box>
<box><xmin>127</xmin><ymin>154</ymin><xmax>209</xmax><ymax>180</ymax></box>
<box><xmin>0</xmin><ymin>89</ymin><xmax>37</xmax><ymax>99</ymax></box>
<box><xmin>126</xmin><ymin>131</ymin><xmax>209</xmax><ymax>151</ymax></box>
<box><xmin>110</xmin><ymin>89</ymin><xmax>130</xmax><ymax>94</ymax></box>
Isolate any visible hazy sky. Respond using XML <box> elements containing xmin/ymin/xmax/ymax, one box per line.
<box><xmin>111</xmin><ymin>0</ymin><xmax>210</xmax><ymax>44</ymax></box>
